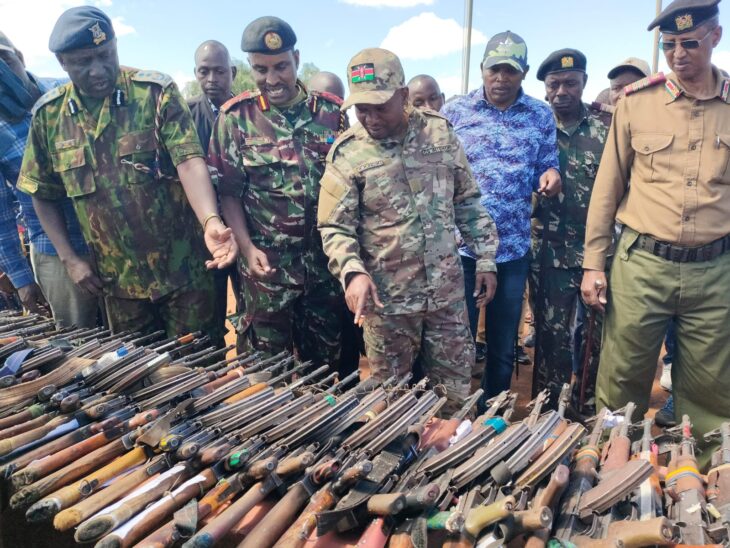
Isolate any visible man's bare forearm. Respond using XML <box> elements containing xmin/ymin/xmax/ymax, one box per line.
<box><xmin>176</xmin><ymin>157</ymin><xmax>222</xmax><ymax>226</ymax></box>
<box><xmin>221</xmin><ymin>195</ymin><xmax>253</xmax><ymax>252</ymax></box>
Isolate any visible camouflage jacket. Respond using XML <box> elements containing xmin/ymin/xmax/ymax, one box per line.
<box><xmin>18</xmin><ymin>67</ymin><xmax>209</xmax><ymax>300</ymax></box>
<box><xmin>208</xmin><ymin>83</ymin><xmax>347</xmax><ymax>287</ymax></box>
<box><xmin>531</xmin><ymin>102</ymin><xmax>611</xmax><ymax>269</ymax></box>
<box><xmin>318</xmin><ymin>108</ymin><xmax>498</xmax><ymax>315</ymax></box>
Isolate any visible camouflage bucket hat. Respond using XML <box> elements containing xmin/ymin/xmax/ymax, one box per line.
<box><xmin>482</xmin><ymin>31</ymin><xmax>528</xmax><ymax>73</ymax></box>
<box><xmin>341</xmin><ymin>47</ymin><xmax>405</xmax><ymax>110</ymax></box>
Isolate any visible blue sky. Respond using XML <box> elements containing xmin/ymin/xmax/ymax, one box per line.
<box><xmin>5</xmin><ymin>0</ymin><xmax>730</xmax><ymax>103</ymax></box>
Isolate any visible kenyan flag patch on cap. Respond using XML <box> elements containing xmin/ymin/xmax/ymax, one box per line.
<box><xmin>351</xmin><ymin>63</ymin><xmax>375</xmax><ymax>83</ymax></box>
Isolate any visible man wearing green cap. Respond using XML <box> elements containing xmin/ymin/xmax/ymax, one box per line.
<box><xmin>442</xmin><ymin>31</ymin><xmax>561</xmax><ymax>407</ymax></box>
<box><xmin>318</xmin><ymin>47</ymin><xmax>498</xmax><ymax>414</ymax></box>
<box><xmin>18</xmin><ymin>6</ymin><xmax>237</xmax><ymax>339</ymax></box>
<box><xmin>583</xmin><ymin>0</ymin><xmax>730</xmax><ymax>450</ymax></box>
<box><xmin>531</xmin><ymin>49</ymin><xmax>612</xmax><ymax>414</ymax></box>
<box><xmin>209</xmin><ymin>16</ymin><xmax>347</xmax><ymax>367</ymax></box>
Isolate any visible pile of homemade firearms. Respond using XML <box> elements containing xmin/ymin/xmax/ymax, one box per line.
<box><xmin>0</xmin><ymin>311</ymin><xmax>728</xmax><ymax>548</ymax></box>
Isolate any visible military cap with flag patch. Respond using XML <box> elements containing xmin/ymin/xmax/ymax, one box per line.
<box><xmin>241</xmin><ymin>16</ymin><xmax>297</xmax><ymax>54</ymax></box>
<box><xmin>536</xmin><ymin>48</ymin><xmax>587</xmax><ymax>81</ymax></box>
<box><xmin>48</xmin><ymin>6</ymin><xmax>115</xmax><ymax>53</ymax></box>
<box><xmin>341</xmin><ymin>47</ymin><xmax>405</xmax><ymax>110</ymax></box>
<box><xmin>482</xmin><ymin>31</ymin><xmax>529</xmax><ymax>73</ymax></box>
<box><xmin>648</xmin><ymin>0</ymin><xmax>720</xmax><ymax>33</ymax></box>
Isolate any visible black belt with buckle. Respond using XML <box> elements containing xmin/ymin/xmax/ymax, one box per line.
<box><xmin>634</xmin><ymin>233</ymin><xmax>730</xmax><ymax>263</ymax></box>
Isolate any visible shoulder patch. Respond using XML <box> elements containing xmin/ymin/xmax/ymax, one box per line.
<box><xmin>221</xmin><ymin>89</ymin><xmax>263</xmax><ymax>113</ymax></box>
<box><xmin>31</xmin><ymin>84</ymin><xmax>67</xmax><ymax>115</ymax></box>
<box><xmin>590</xmin><ymin>101</ymin><xmax>615</xmax><ymax>115</ymax></box>
<box><xmin>721</xmin><ymin>79</ymin><xmax>730</xmax><ymax>103</ymax></box>
<box><xmin>131</xmin><ymin>69</ymin><xmax>174</xmax><ymax>88</ymax></box>
<box><xmin>309</xmin><ymin>90</ymin><xmax>343</xmax><ymax>107</ymax></box>
<box><xmin>624</xmin><ymin>72</ymin><xmax>666</xmax><ymax>96</ymax></box>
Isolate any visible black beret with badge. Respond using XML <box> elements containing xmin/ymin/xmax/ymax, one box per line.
<box><xmin>241</xmin><ymin>16</ymin><xmax>297</xmax><ymax>54</ymax></box>
<box><xmin>536</xmin><ymin>48</ymin><xmax>587</xmax><ymax>81</ymax></box>
<box><xmin>648</xmin><ymin>0</ymin><xmax>720</xmax><ymax>33</ymax></box>
<box><xmin>48</xmin><ymin>6</ymin><xmax>115</xmax><ymax>54</ymax></box>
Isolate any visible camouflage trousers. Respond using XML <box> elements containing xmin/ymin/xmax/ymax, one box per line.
<box><xmin>105</xmin><ymin>278</ymin><xmax>220</xmax><ymax>343</ymax></box>
<box><xmin>238</xmin><ymin>275</ymin><xmax>343</xmax><ymax>367</ymax></box>
<box><xmin>528</xmin><ymin>265</ymin><xmax>603</xmax><ymax>414</ymax></box>
<box><xmin>363</xmin><ymin>300</ymin><xmax>474</xmax><ymax>416</ymax></box>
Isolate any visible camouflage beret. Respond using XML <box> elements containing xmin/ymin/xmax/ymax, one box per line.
<box><xmin>537</xmin><ymin>48</ymin><xmax>587</xmax><ymax>81</ymax></box>
<box><xmin>241</xmin><ymin>16</ymin><xmax>297</xmax><ymax>54</ymax></box>
<box><xmin>648</xmin><ymin>0</ymin><xmax>720</xmax><ymax>34</ymax></box>
<box><xmin>49</xmin><ymin>6</ymin><xmax>115</xmax><ymax>54</ymax></box>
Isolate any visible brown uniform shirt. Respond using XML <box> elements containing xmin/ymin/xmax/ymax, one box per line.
<box><xmin>584</xmin><ymin>67</ymin><xmax>730</xmax><ymax>271</ymax></box>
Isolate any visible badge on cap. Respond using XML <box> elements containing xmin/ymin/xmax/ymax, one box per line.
<box><xmin>264</xmin><ymin>32</ymin><xmax>282</xmax><ymax>51</ymax></box>
<box><xmin>89</xmin><ymin>22</ymin><xmax>107</xmax><ymax>45</ymax></box>
<box><xmin>351</xmin><ymin>63</ymin><xmax>375</xmax><ymax>83</ymax></box>
<box><xmin>675</xmin><ymin>14</ymin><xmax>694</xmax><ymax>31</ymax></box>
<box><xmin>561</xmin><ymin>56</ymin><xmax>574</xmax><ymax>69</ymax></box>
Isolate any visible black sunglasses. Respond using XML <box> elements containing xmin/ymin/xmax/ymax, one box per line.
<box><xmin>660</xmin><ymin>29</ymin><xmax>713</xmax><ymax>51</ymax></box>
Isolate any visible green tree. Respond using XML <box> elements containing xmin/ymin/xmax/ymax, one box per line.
<box><xmin>182</xmin><ymin>58</ymin><xmax>320</xmax><ymax>99</ymax></box>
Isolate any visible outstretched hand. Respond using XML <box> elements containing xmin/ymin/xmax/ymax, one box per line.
<box><xmin>204</xmin><ymin>219</ymin><xmax>239</xmax><ymax>270</ymax></box>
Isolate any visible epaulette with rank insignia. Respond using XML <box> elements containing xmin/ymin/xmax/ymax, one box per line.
<box><xmin>624</xmin><ymin>72</ymin><xmax>666</xmax><ymax>96</ymax></box>
<box><xmin>590</xmin><ymin>101</ymin><xmax>615</xmax><ymax>115</ymax></box>
<box><xmin>31</xmin><ymin>84</ymin><xmax>68</xmax><ymax>115</ymax></box>
<box><xmin>309</xmin><ymin>90</ymin><xmax>343</xmax><ymax>107</ymax></box>
<box><xmin>221</xmin><ymin>89</ymin><xmax>270</xmax><ymax>113</ymax></box>
<box><xmin>131</xmin><ymin>69</ymin><xmax>174</xmax><ymax>88</ymax></box>
<box><xmin>721</xmin><ymin>79</ymin><xmax>730</xmax><ymax>103</ymax></box>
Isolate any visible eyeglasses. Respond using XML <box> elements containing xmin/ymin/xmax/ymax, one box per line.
<box><xmin>660</xmin><ymin>29</ymin><xmax>714</xmax><ymax>51</ymax></box>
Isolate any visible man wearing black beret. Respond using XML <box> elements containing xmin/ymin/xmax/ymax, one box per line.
<box><xmin>582</xmin><ymin>0</ymin><xmax>730</xmax><ymax>462</ymax></box>
<box><xmin>209</xmin><ymin>16</ymin><xmax>348</xmax><ymax>368</ymax></box>
<box><xmin>17</xmin><ymin>6</ymin><xmax>238</xmax><ymax>339</ymax></box>
<box><xmin>530</xmin><ymin>48</ymin><xmax>612</xmax><ymax>415</ymax></box>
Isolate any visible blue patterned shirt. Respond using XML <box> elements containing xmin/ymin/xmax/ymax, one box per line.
<box><xmin>442</xmin><ymin>87</ymin><xmax>559</xmax><ymax>263</ymax></box>
<box><xmin>0</xmin><ymin>74</ymin><xmax>87</xmax><ymax>288</ymax></box>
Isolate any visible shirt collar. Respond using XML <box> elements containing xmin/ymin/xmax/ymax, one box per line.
<box><xmin>555</xmin><ymin>102</ymin><xmax>589</xmax><ymax>136</ymax></box>
<box><xmin>664</xmin><ymin>65</ymin><xmax>729</xmax><ymax>104</ymax></box>
<box><xmin>469</xmin><ymin>86</ymin><xmax>526</xmax><ymax>111</ymax></box>
<box><xmin>64</xmin><ymin>68</ymin><xmax>130</xmax><ymax>117</ymax></box>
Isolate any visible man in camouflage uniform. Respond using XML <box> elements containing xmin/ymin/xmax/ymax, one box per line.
<box><xmin>18</xmin><ymin>7</ymin><xmax>237</xmax><ymax>339</ymax></box>
<box><xmin>209</xmin><ymin>16</ymin><xmax>347</xmax><ymax>365</ymax></box>
<box><xmin>530</xmin><ymin>49</ymin><xmax>612</xmax><ymax>413</ymax></box>
<box><xmin>318</xmin><ymin>48</ymin><xmax>498</xmax><ymax>414</ymax></box>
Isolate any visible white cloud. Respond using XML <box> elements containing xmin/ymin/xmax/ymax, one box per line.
<box><xmin>172</xmin><ymin>70</ymin><xmax>195</xmax><ymax>91</ymax></box>
<box><xmin>0</xmin><ymin>0</ymin><xmax>134</xmax><ymax>74</ymax></box>
<box><xmin>0</xmin><ymin>0</ymin><xmax>80</xmax><ymax>66</ymax></box>
<box><xmin>111</xmin><ymin>16</ymin><xmax>136</xmax><ymax>37</ymax></box>
<box><xmin>341</xmin><ymin>0</ymin><xmax>433</xmax><ymax>7</ymax></box>
<box><xmin>380</xmin><ymin>12</ymin><xmax>487</xmax><ymax>60</ymax></box>
<box><xmin>713</xmin><ymin>50</ymin><xmax>730</xmax><ymax>75</ymax></box>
